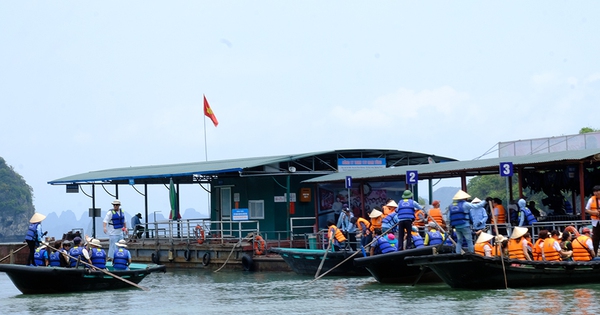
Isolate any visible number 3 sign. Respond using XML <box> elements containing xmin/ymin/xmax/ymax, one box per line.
<box><xmin>499</xmin><ymin>162</ymin><xmax>513</xmax><ymax>177</ymax></box>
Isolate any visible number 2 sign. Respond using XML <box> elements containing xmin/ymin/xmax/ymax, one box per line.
<box><xmin>406</xmin><ymin>170</ymin><xmax>418</xmax><ymax>184</ymax></box>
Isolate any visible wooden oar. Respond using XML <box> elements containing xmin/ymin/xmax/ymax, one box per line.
<box><xmin>46</xmin><ymin>244</ymin><xmax>149</xmax><ymax>291</ymax></box>
<box><xmin>0</xmin><ymin>244</ymin><xmax>28</xmax><ymax>263</ymax></box>
<box><xmin>490</xmin><ymin>201</ymin><xmax>508</xmax><ymax>289</ymax></box>
<box><xmin>314</xmin><ymin>238</ymin><xmax>332</xmax><ymax>279</ymax></box>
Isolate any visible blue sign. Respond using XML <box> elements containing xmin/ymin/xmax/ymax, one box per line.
<box><xmin>232</xmin><ymin>208</ymin><xmax>249</xmax><ymax>221</ymax></box>
<box><xmin>499</xmin><ymin>162</ymin><xmax>513</xmax><ymax>177</ymax></box>
<box><xmin>406</xmin><ymin>170</ymin><xmax>418</xmax><ymax>184</ymax></box>
<box><xmin>345</xmin><ymin>176</ymin><xmax>352</xmax><ymax>189</ymax></box>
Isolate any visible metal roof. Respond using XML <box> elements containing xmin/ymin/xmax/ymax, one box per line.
<box><xmin>48</xmin><ymin>149</ymin><xmax>456</xmax><ymax>185</ymax></box>
<box><xmin>303</xmin><ymin>148</ymin><xmax>600</xmax><ymax>183</ymax></box>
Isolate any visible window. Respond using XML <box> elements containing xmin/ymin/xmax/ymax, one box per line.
<box><xmin>248</xmin><ymin>200</ymin><xmax>264</xmax><ymax>219</ymax></box>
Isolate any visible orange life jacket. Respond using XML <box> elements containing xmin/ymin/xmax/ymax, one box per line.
<box><xmin>328</xmin><ymin>225</ymin><xmax>347</xmax><ymax>243</ymax></box>
<box><xmin>428</xmin><ymin>208</ymin><xmax>446</xmax><ymax>230</ymax></box>
<box><xmin>542</xmin><ymin>238</ymin><xmax>561</xmax><ymax>261</ymax></box>
<box><xmin>414</xmin><ymin>210</ymin><xmax>426</xmax><ymax>227</ymax></box>
<box><xmin>508</xmin><ymin>239</ymin><xmax>526</xmax><ymax>260</ymax></box>
<box><xmin>370</xmin><ymin>216</ymin><xmax>382</xmax><ymax>232</ymax></box>
<box><xmin>382</xmin><ymin>206</ymin><xmax>396</xmax><ymax>218</ymax></box>
<box><xmin>356</xmin><ymin>217</ymin><xmax>371</xmax><ymax>233</ymax></box>
<box><xmin>589</xmin><ymin>196</ymin><xmax>600</xmax><ymax>221</ymax></box>
<box><xmin>494</xmin><ymin>205</ymin><xmax>506</xmax><ymax>224</ymax></box>
<box><xmin>533</xmin><ymin>239</ymin><xmax>544</xmax><ymax>261</ymax></box>
<box><xmin>475</xmin><ymin>242</ymin><xmax>492</xmax><ymax>257</ymax></box>
<box><xmin>572</xmin><ymin>235</ymin><xmax>594</xmax><ymax>261</ymax></box>
<box><xmin>492</xmin><ymin>243</ymin><xmax>504</xmax><ymax>257</ymax></box>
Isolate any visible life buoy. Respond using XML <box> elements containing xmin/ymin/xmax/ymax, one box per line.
<box><xmin>151</xmin><ymin>251</ymin><xmax>160</xmax><ymax>264</ymax></box>
<box><xmin>253</xmin><ymin>235</ymin><xmax>266</xmax><ymax>255</ymax></box>
<box><xmin>202</xmin><ymin>252</ymin><xmax>210</xmax><ymax>266</ymax></box>
<box><xmin>241</xmin><ymin>254</ymin><xmax>254</xmax><ymax>271</ymax></box>
<box><xmin>194</xmin><ymin>225</ymin><xmax>205</xmax><ymax>244</ymax></box>
<box><xmin>564</xmin><ymin>226</ymin><xmax>580</xmax><ymax>237</ymax></box>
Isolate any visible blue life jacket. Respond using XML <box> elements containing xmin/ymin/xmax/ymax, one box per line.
<box><xmin>374</xmin><ymin>236</ymin><xmax>395</xmax><ymax>254</ymax></box>
<box><xmin>381</xmin><ymin>212</ymin><xmax>399</xmax><ymax>232</ymax></box>
<box><xmin>113</xmin><ymin>248</ymin><xmax>130</xmax><ymax>270</ymax></box>
<box><xmin>427</xmin><ymin>230</ymin><xmax>444</xmax><ymax>246</ymax></box>
<box><xmin>396</xmin><ymin>199</ymin><xmax>416</xmax><ymax>221</ymax></box>
<box><xmin>69</xmin><ymin>246</ymin><xmax>84</xmax><ymax>267</ymax></box>
<box><xmin>520</xmin><ymin>207</ymin><xmax>538</xmax><ymax>225</ymax></box>
<box><xmin>444</xmin><ymin>232</ymin><xmax>457</xmax><ymax>246</ymax></box>
<box><xmin>33</xmin><ymin>248</ymin><xmax>47</xmax><ymax>266</ymax></box>
<box><xmin>25</xmin><ymin>223</ymin><xmax>39</xmax><ymax>241</ymax></box>
<box><xmin>110</xmin><ymin>210</ymin><xmax>125</xmax><ymax>229</ymax></box>
<box><xmin>449</xmin><ymin>200</ymin><xmax>470</xmax><ymax>227</ymax></box>
<box><xmin>412</xmin><ymin>233</ymin><xmax>424</xmax><ymax>248</ymax></box>
<box><xmin>90</xmin><ymin>248</ymin><xmax>107</xmax><ymax>269</ymax></box>
<box><xmin>49</xmin><ymin>251</ymin><xmax>62</xmax><ymax>267</ymax></box>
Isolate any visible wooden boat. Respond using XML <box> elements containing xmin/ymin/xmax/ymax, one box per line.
<box><xmin>270</xmin><ymin>247</ymin><xmax>369</xmax><ymax>276</ymax></box>
<box><xmin>0</xmin><ymin>262</ymin><xmax>166</xmax><ymax>294</ymax></box>
<box><xmin>405</xmin><ymin>252</ymin><xmax>600</xmax><ymax>289</ymax></box>
<box><xmin>353</xmin><ymin>245</ymin><xmax>454</xmax><ymax>284</ymax></box>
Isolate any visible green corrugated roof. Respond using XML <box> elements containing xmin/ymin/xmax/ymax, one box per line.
<box><xmin>303</xmin><ymin>148</ymin><xmax>600</xmax><ymax>183</ymax></box>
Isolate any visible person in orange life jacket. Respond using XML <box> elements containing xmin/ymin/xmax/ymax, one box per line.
<box><xmin>33</xmin><ymin>243</ymin><xmax>49</xmax><ymax>266</ymax></box>
<box><xmin>448</xmin><ymin>190</ymin><xmax>486</xmax><ymax>254</ymax></box>
<box><xmin>523</xmin><ymin>232</ymin><xmax>533</xmax><ymax>259</ymax></box>
<box><xmin>88</xmin><ymin>239</ymin><xmax>107</xmax><ymax>269</ymax></box>
<box><xmin>396</xmin><ymin>190</ymin><xmax>424</xmax><ymax>251</ymax></box>
<box><xmin>428</xmin><ymin>200</ymin><xmax>447</xmax><ymax>231</ymax></box>
<box><xmin>369</xmin><ymin>209</ymin><xmax>383</xmax><ymax>233</ymax></box>
<box><xmin>337</xmin><ymin>206</ymin><xmax>356</xmax><ymax>250</ymax></box>
<box><xmin>370</xmin><ymin>228</ymin><xmax>395</xmax><ymax>256</ymax></box>
<box><xmin>572</xmin><ymin>227</ymin><xmax>596</xmax><ymax>261</ymax></box>
<box><xmin>559</xmin><ymin>231</ymin><xmax>573</xmax><ymax>261</ymax></box>
<box><xmin>507</xmin><ymin>227</ymin><xmax>532</xmax><ymax>261</ymax></box>
<box><xmin>382</xmin><ymin>200</ymin><xmax>398</xmax><ymax>218</ymax></box>
<box><xmin>385</xmin><ymin>233</ymin><xmax>398</xmax><ymax>250</ymax></box>
<box><xmin>24</xmin><ymin>213</ymin><xmax>46</xmax><ymax>266</ymax></box>
<box><xmin>584</xmin><ymin>185</ymin><xmax>600</xmax><ymax>254</ymax></box>
<box><xmin>474</xmin><ymin>232</ymin><xmax>494</xmax><ymax>257</ymax></box>
<box><xmin>113</xmin><ymin>239</ymin><xmax>132</xmax><ymax>270</ymax></box>
<box><xmin>103</xmin><ymin>199</ymin><xmax>127</xmax><ymax>259</ymax></box>
<box><xmin>517</xmin><ymin>198</ymin><xmax>537</xmax><ymax>226</ymax></box>
<box><xmin>351</xmin><ymin>216</ymin><xmax>372</xmax><ymax>249</ymax></box>
<box><xmin>543</xmin><ymin>230</ymin><xmax>571</xmax><ymax>261</ymax></box>
<box><xmin>410</xmin><ymin>226</ymin><xmax>424</xmax><ymax>249</ymax></box>
<box><xmin>327</xmin><ymin>220</ymin><xmax>348</xmax><ymax>251</ymax></box>
<box><xmin>424</xmin><ymin>222</ymin><xmax>445</xmax><ymax>246</ymax></box>
<box><xmin>69</xmin><ymin>237</ymin><xmax>91</xmax><ymax>267</ymax></box>
<box><xmin>414</xmin><ymin>208</ymin><xmax>427</xmax><ymax>229</ymax></box>
<box><xmin>532</xmin><ymin>230</ymin><xmax>549</xmax><ymax>260</ymax></box>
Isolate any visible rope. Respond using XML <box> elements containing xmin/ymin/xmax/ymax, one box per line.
<box><xmin>214</xmin><ymin>234</ymin><xmax>254</xmax><ymax>273</ymax></box>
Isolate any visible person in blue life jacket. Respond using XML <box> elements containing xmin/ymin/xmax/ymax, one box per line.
<box><xmin>370</xmin><ymin>228</ymin><xmax>395</xmax><ymax>256</ymax></box>
<box><xmin>424</xmin><ymin>222</ymin><xmax>445</xmax><ymax>246</ymax></box>
<box><xmin>88</xmin><ymin>239</ymin><xmax>107</xmax><ymax>269</ymax></box>
<box><xmin>448</xmin><ymin>190</ymin><xmax>487</xmax><ymax>254</ymax></box>
<box><xmin>396</xmin><ymin>190</ymin><xmax>425</xmax><ymax>251</ymax></box>
<box><xmin>518</xmin><ymin>198</ymin><xmax>538</xmax><ymax>226</ymax></box>
<box><xmin>33</xmin><ymin>243</ymin><xmax>48</xmax><ymax>266</ymax></box>
<box><xmin>113</xmin><ymin>239</ymin><xmax>132</xmax><ymax>270</ymax></box>
<box><xmin>49</xmin><ymin>240</ymin><xmax>70</xmax><ymax>267</ymax></box>
<box><xmin>24</xmin><ymin>213</ymin><xmax>46</xmax><ymax>266</ymax></box>
<box><xmin>69</xmin><ymin>237</ymin><xmax>91</xmax><ymax>268</ymax></box>
<box><xmin>385</xmin><ymin>233</ymin><xmax>398</xmax><ymax>250</ymax></box>
<box><xmin>103</xmin><ymin>200</ymin><xmax>128</xmax><ymax>260</ymax></box>
<box><xmin>470</xmin><ymin>197</ymin><xmax>489</xmax><ymax>239</ymax></box>
<box><xmin>410</xmin><ymin>226</ymin><xmax>425</xmax><ymax>249</ymax></box>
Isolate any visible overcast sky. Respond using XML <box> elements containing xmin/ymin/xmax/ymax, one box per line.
<box><xmin>2</xmin><ymin>2</ymin><xmax>599</xmax><ymax>220</ymax></box>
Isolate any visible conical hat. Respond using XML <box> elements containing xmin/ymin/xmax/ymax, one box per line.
<box><xmin>452</xmin><ymin>190</ymin><xmax>471</xmax><ymax>200</ymax></box>
<box><xmin>369</xmin><ymin>209</ymin><xmax>383</xmax><ymax>218</ymax></box>
<box><xmin>510</xmin><ymin>227</ymin><xmax>528</xmax><ymax>239</ymax></box>
<box><xmin>475</xmin><ymin>232</ymin><xmax>494</xmax><ymax>244</ymax></box>
<box><xmin>30</xmin><ymin>213</ymin><xmax>46</xmax><ymax>223</ymax></box>
<box><xmin>472</xmin><ymin>197</ymin><xmax>482</xmax><ymax>203</ymax></box>
<box><xmin>385</xmin><ymin>200</ymin><xmax>398</xmax><ymax>208</ymax></box>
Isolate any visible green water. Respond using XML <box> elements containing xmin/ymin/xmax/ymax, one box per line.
<box><xmin>2</xmin><ymin>269</ymin><xmax>600</xmax><ymax>314</ymax></box>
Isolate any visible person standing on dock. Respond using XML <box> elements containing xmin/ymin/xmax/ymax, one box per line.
<box><xmin>584</xmin><ymin>185</ymin><xmax>600</xmax><ymax>254</ymax></box>
<box><xmin>396</xmin><ymin>190</ymin><xmax>424</xmax><ymax>251</ymax></box>
<box><xmin>448</xmin><ymin>190</ymin><xmax>486</xmax><ymax>254</ymax></box>
<box><xmin>131</xmin><ymin>213</ymin><xmax>145</xmax><ymax>239</ymax></box>
<box><xmin>337</xmin><ymin>206</ymin><xmax>356</xmax><ymax>250</ymax></box>
<box><xmin>24</xmin><ymin>213</ymin><xmax>46</xmax><ymax>266</ymax></box>
<box><xmin>103</xmin><ymin>200</ymin><xmax>127</xmax><ymax>259</ymax></box>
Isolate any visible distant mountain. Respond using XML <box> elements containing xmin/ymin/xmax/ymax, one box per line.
<box><xmin>432</xmin><ymin>186</ymin><xmax>461</xmax><ymax>210</ymax></box>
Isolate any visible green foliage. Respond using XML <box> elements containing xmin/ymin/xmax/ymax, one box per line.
<box><xmin>0</xmin><ymin>157</ymin><xmax>35</xmax><ymax>213</ymax></box>
<box><xmin>467</xmin><ymin>174</ymin><xmax>519</xmax><ymax>202</ymax></box>
<box><xmin>579</xmin><ymin>127</ymin><xmax>599</xmax><ymax>134</ymax></box>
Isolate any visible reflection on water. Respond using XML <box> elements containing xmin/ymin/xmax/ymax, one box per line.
<box><xmin>2</xmin><ymin>270</ymin><xmax>600</xmax><ymax>315</ymax></box>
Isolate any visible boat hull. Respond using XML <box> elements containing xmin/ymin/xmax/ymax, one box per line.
<box><xmin>0</xmin><ymin>263</ymin><xmax>166</xmax><ymax>294</ymax></box>
<box><xmin>353</xmin><ymin>245</ymin><xmax>454</xmax><ymax>284</ymax></box>
<box><xmin>270</xmin><ymin>248</ymin><xmax>369</xmax><ymax>276</ymax></box>
<box><xmin>406</xmin><ymin>253</ymin><xmax>600</xmax><ymax>289</ymax></box>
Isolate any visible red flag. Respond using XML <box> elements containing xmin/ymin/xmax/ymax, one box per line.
<box><xmin>203</xmin><ymin>95</ymin><xmax>219</xmax><ymax>127</ymax></box>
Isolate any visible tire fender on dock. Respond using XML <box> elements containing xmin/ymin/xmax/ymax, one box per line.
<box><xmin>241</xmin><ymin>254</ymin><xmax>254</xmax><ymax>271</ymax></box>
<box><xmin>202</xmin><ymin>252</ymin><xmax>211</xmax><ymax>266</ymax></box>
<box><xmin>151</xmin><ymin>251</ymin><xmax>160</xmax><ymax>264</ymax></box>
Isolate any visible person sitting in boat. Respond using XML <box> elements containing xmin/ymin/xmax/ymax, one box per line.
<box><xmin>327</xmin><ymin>220</ymin><xmax>348</xmax><ymax>251</ymax></box>
<box><xmin>386</xmin><ymin>233</ymin><xmax>399</xmax><ymax>250</ymax></box>
<box><xmin>524</xmin><ymin>232</ymin><xmax>533</xmax><ymax>260</ymax></box>
<box><xmin>532</xmin><ymin>230</ymin><xmax>549</xmax><ymax>260</ymax></box>
<box><xmin>427</xmin><ymin>200</ymin><xmax>447</xmax><ymax>231</ymax></box>
<box><xmin>48</xmin><ymin>240</ymin><xmax>68</xmax><ymax>267</ymax></box>
<box><xmin>507</xmin><ymin>227</ymin><xmax>532</xmax><ymax>261</ymax></box>
<box><xmin>369</xmin><ymin>209</ymin><xmax>383</xmax><ymax>235</ymax></box>
<box><xmin>33</xmin><ymin>243</ymin><xmax>48</xmax><ymax>267</ymax></box>
<box><xmin>559</xmin><ymin>231</ymin><xmax>574</xmax><ymax>261</ymax></box>
<box><xmin>351</xmin><ymin>216</ymin><xmax>372</xmax><ymax>250</ymax></box>
<box><xmin>492</xmin><ymin>235</ymin><xmax>508</xmax><ymax>257</ymax></box>
<box><xmin>69</xmin><ymin>237</ymin><xmax>91</xmax><ymax>268</ymax></box>
<box><xmin>517</xmin><ymin>198</ymin><xmax>537</xmax><ymax>226</ymax></box>
<box><xmin>381</xmin><ymin>210</ymin><xmax>399</xmax><ymax>234</ymax></box>
<box><xmin>542</xmin><ymin>230</ymin><xmax>572</xmax><ymax>261</ymax></box>
<box><xmin>448</xmin><ymin>190</ymin><xmax>486</xmax><ymax>254</ymax></box>
<box><xmin>396</xmin><ymin>190</ymin><xmax>425</xmax><ymax>251</ymax></box>
<box><xmin>113</xmin><ymin>239</ymin><xmax>131</xmax><ymax>270</ymax></box>
<box><xmin>369</xmin><ymin>228</ymin><xmax>395</xmax><ymax>256</ymax></box>
<box><xmin>424</xmin><ymin>222</ymin><xmax>444</xmax><ymax>246</ymax></box>
<box><xmin>469</xmin><ymin>197</ymin><xmax>488</xmax><ymax>239</ymax></box>
<box><xmin>413</xmin><ymin>208</ymin><xmax>427</xmax><ymax>230</ymax></box>
<box><xmin>474</xmin><ymin>232</ymin><xmax>494</xmax><ymax>257</ymax></box>
<box><xmin>572</xmin><ymin>227</ymin><xmax>596</xmax><ymax>261</ymax></box>
<box><xmin>410</xmin><ymin>226</ymin><xmax>424</xmax><ymax>249</ymax></box>
<box><xmin>382</xmin><ymin>200</ymin><xmax>398</xmax><ymax>218</ymax></box>
<box><xmin>89</xmin><ymin>239</ymin><xmax>107</xmax><ymax>269</ymax></box>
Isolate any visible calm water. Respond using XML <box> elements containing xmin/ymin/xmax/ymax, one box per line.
<box><xmin>2</xmin><ymin>269</ymin><xmax>600</xmax><ymax>315</ymax></box>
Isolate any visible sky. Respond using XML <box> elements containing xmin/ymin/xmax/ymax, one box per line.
<box><xmin>1</xmin><ymin>2</ymin><xmax>599</xmax><ymax>221</ymax></box>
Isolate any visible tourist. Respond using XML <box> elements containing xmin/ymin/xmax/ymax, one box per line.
<box><xmin>424</xmin><ymin>222</ymin><xmax>444</xmax><ymax>246</ymax></box>
<box><xmin>48</xmin><ymin>240</ymin><xmax>65</xmax><ymax>267</ymax></box>
<box><xmin>24</xmin><ymin>213</ymin><xmax>46</xmax><ymax>266</ymax></box>
<box><xmin>492</xmin><ymin>198</ymin><xmax>507</xmax><ymax>234</ymax></box>
<box><xmin>103</xmin><ymin>199</ymin><xmax>127</xmax><ymax>259</ymax></box>
<box><xmin>559</xmin><ymin>231</ymin><xmax>573</xmax><ymax>261</ymax></box>
<box><xmin>448</xmin><ymin>190</ymin><xmax>486</xmax><ymax>254</ymax></box>
<box><xmin>69</xmin><ymin>236</ymin><xmax>91</xmax><ymax>267</ymax></box>
<box><xmin>59</xmin><ymin>240</ymin><xmax>72</xmax><ymax>267</ymax></box>
<box><xmin>470</xmin><ymin>197</ymin><xmax>488</xmax><ymax>237</ymax></box>
<box><xmin>528</xmin><ymin>200</ymin><xmax>541</xmax><ymax>218</ymax></box>
<box><xmin>386</xmin><ymin>233</ymin><xmax>399</xmax><ymax>250</ymax></box>
<box><xmin>532</xmin><ymin>230</ymin><xmax>549</xmax><ymax>260</ymax></box>
<box><xmin>327</xmin><ymin>220</ymin><xmax>348</xmax><ymax>251</ymax></box>
<box><xmin>427</xmin><ymin>200</ymin><xmax>447</xmax><ymax>231</ymax></box>
<box><xmin>89</xmin><ymin>239</ymin><xmax>107</xmax><ymax>269</ymax></box>
<box><xmin>33</xmin><ymin>243</ymin><xmax>48</xmax><ymax>266</ymax></box>
<box><xmin>369</xmin><ymin>209</ymin><xmax>383</xmax><ymax>234</ymax></box>
<box><xmin>517</xmin><ymin>198</ymin><xmax>537</xmax><ymax>226</ymax></box>
<box><xmin>382</xmin><ymin>199</ymin><xmax>398</xmax><ymax>218</ymax></box>
<box><xmin>131</xmin><ymin>213</ymin><xmax>145</xmax><ymax>239</ymax></box>
<box><xmin>414</xmin><ymin>207</ymin><xmax>427</xmax><ymax>230</ymax></box>
<box><xmin>524</xmin><ymin>232</ymin><xmax>533</xmax><ymax>259</ymax></box>
<box><xmin>381</xmin><ymin>210</ymin><xmax>399</xmax><ymax>234</ymax></box>
<box><xmin>351</xmin><ymin>216</ymin><xmax>372</xmax><ymax>250</ymax></box>
<box><xmin>396</xmin><ymin>190</ymin><xmax>425</xmax><ymax>250</ymax></box>
<box><xmin>542</xmin><ymin>230</ymin><xmax>571</xmax><ymax>261</ymax></box>
<box><xmin>410</xmin><ymin>226</ymin><xmax>424</xmax><ymax>249</ymax></box>
<box><xmin>113</xmin><ymin>239</ymin><xmax>132</xmax><ymax>270</ymax></box>
<box><xmin>584</xmin><ymin>185</ymin><xmax>600</xmax><ymax>254</ymax></box>
<box><xmin>369</xmin><ymin>228</ymin><xmax>395</xmax><ymax>256</ymax></box>
<box><xmin>507</xmin><ymin>227</ymin><xmax>532</xmax><ymax>261</ymax></box>
<box><xmin>572</xmin><ymin>227</ymin><xmax>595</xmax><ymax>261</ymax></box>
<box><xmin>337</xmin><ymin>206</ymin><xmax>356</xmax><ymax>250</ymax></box>
<box><xmin>474</xmin><ymin>232</ymin><xmax>494</xmax><ymax>257</ymax></box>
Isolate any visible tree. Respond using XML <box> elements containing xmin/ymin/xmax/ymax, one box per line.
<box><xmin>579</xmin><ymin>127</ymin><xmax>599</xmax><ymax>134</ymax></box>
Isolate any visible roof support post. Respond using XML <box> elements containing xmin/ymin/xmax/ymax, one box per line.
<box><xmin>579</xmin><ymin>162</ymin><xmax>586</xmax><ymax>220</ymax></box>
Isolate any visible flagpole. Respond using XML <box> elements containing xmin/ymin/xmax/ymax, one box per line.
<box><xmin>203</xmin><ymin>95</ymin><xmax>208</xmax><ymax>162</ymax></box>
